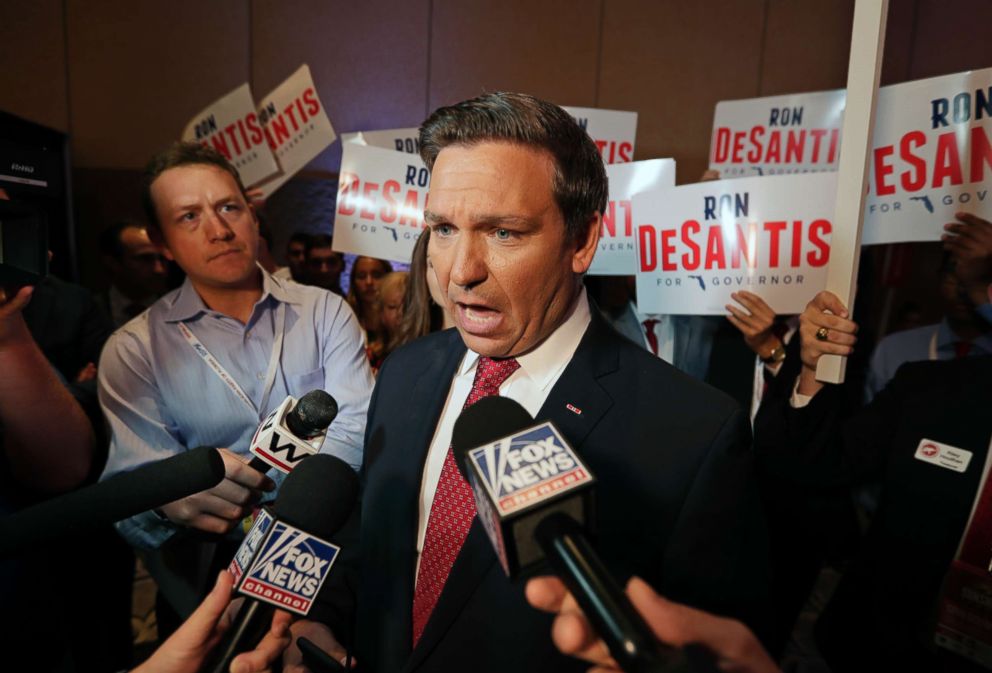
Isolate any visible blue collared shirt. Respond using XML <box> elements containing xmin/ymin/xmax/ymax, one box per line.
<box><xmin>865</xmin><ymin>318</ymin><xmax>992</xmax><ymax>401</ymax></box>
<box><xmin>98</xmin><ymin>269</ymin><xmax>374</xmax><ymax>549</ymax></box>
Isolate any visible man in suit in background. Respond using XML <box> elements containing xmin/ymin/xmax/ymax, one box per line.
<box><xmin>285</xmin><ymin>92</ymin><xmax>768</xmax><ymax>673</ymax></box>
<box><xmin>96</xmin><ymin>220</ymin><xmax>169</xmax><ymax>327</ymax></box>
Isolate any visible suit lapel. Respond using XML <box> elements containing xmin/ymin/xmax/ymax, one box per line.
<box><xmin>404</xmin><ymin>312</ymin><xmax>619</xmax><ymax>671</ymax></box>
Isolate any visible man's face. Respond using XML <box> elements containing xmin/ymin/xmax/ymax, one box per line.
<box><xmin>306</xmin><ymin>246</ymin><xmax>344</xmax><ymax>290</ymax></box>
<box><xmin>112</xmin><ymin>226</ymin><xmax>168</xmax><ymax>296</ymax></box>
<box><xmin>287</xmin><ymin>241</ymin><xmax>306</xmax><ymax>278</ymax></box>
<box><xmin>426</xmin><ymin>142</ymin><xmax>598</xmax><ymax>357</ymax></box>
<box><xmin>149</xmin><ymin>164</ymin><xmax>259</xmax><ymax>291</ymax></box>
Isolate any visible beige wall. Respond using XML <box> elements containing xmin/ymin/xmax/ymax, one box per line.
<box><xmin>2</xmin><ymin>0</ymin><xmax>991</xmax><ymax>286</ymax></box>
<box><xmin>3</xmin><ymin>0</ymin><xmax>991</xmax><ymax>177</ymax></box>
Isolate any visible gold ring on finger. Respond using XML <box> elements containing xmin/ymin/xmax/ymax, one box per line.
<box><xmin>815</xmin><ymin>327</ymin><xmax>829</xmax><ymax>341</ymax></box>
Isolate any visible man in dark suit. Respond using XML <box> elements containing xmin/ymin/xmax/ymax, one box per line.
<box><xmin>284</xmin><ymin>92</ymin><xmax>768</xmax><ymax>672</ymax></box>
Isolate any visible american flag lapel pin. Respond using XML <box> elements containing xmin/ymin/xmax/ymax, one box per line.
<box><xmin>566</xmin><ymin>403</ymin><xmax>582</xmax><ymax>415</ymax></box>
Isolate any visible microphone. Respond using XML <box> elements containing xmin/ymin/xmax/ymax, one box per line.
<box><xmin>0</xmin><ymin>446</ymin><xmax>225</xmax><ymax>557</ymax></box>
<box><xmin>204</xmin><ymin>453</ymin><xmax>359</xmax><ymax>673</ymax></box>
<box><xmin>452</xmin><ymin>397</ymin><xmax>717</xmax><ymax>673</ymax></box>
<box><xmin>247</xmin><ymin>390</ymin><xmax>338</xmax><ymax>474</ymax></box>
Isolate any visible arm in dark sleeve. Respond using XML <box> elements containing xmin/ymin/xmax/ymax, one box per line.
<box><xmin>657</xmin><ymin>407</ymin><xmax>772</xmax><ymax>643</ymax></box>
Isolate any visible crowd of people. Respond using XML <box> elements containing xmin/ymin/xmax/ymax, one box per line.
<box><xmin>1</xmin><ymin>91</ymin><xmax>991</xmax><ymax>673</ymax></box>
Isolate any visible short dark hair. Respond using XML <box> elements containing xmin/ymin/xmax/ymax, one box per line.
<box><xmin>305</xmin><ymin>233</ymin><xmax>338</xmax><ymax>257</ymax></box>
<box><xmin>287</xmin><ymin>231</ymin><xmax>312</xmax><ymax>248</ymax></box>
<box><xmin>98</xmin><ymin>219</ymin><xmax>146</xmax><ymax>258</ymax></box>
<box><xmin>141</xmin><ymin>142</ymin><xmax>247</xmax><ymax>228</ymax></box>
<box><xmin>419</xmin><ymin>92</ymin><xmax>608</xmax><ymax>241</ymax></box>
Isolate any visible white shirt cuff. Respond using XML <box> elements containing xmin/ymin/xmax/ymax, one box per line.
<box><xmin>789</xmin><ymin>376</ymin><xmax>814</xmax><ymax>408</ymax></box>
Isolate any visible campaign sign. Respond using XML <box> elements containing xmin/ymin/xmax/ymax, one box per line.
<box><xmin>254</xmin><ymin>64</ymin><xmax>337</xmax><ymax>200</ymax></box>
<box><xmin>864</xmin><ymin>67</ymin><xmax>992</xmax><ymax>245</ymax></box>
<box><xmin>250</xmin><ymin>397</ymin><xmax>323</xmax><ymax>474</ymax></box>
<box><xmin>634</xmin><ymin>172</ymin><xmax>837</xmax><ymax>315</ymax></box>
<box><xmin>238</xmin><ymin>520</ymin><xmax>340</xmax><ymax>616</ymax></box>
<box><xmin>182</xmin><ymin>83</ymin><xmax>280</xmax><ymax>187</ymax></box>
<box><xmin>589</xmin><ymin>159</ymin><xmax>677</xmax><ymax>276</ymax></box>
<box><xmin>332</xmin><ymin>143</ymin><xmax>427</xmax><ymax>263</ymax></box>
<box><xmin>709</xmin><ymin>89</ymin><xmax>845</xmax><ymax>178</ymax></box>
<box><xmin>341</xmin><ymin>127</ymin><xmax>421</xmax><ymax>154</ymax></box>
<box><xmin>228</xmin><ymin>508</ymin><xmax>274</xmax><ymax>584</ymax></box>
<box><xmin>562</xmin><ymin>106</ymin><xmax>638</xmax><ymax>164</ymax></box>
<box><xmin>468</xmin><ymin>422</ymin><xmax>593</xmax><ymax>517</ymax></box>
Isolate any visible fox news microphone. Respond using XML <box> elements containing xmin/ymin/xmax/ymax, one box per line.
<box><xmin>0</xmin><ymin>446</ymin><xmax>224</xmax><ymax>556</ymax></box>
<box><xmin>204</xmin><ymin>453</ymin><xmax>359</xmax><ymax>673</ymax></box>
<box><xmin>452</xmin><ymin>397</ymin><xmax>717</xmax><ymax>673</ymax></box>
<box><xmin>247</xmin><ymin>389</ymin><xmax>338</xmax><ymax>474</ymax></box>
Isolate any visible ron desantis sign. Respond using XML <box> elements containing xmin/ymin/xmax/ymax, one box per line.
<box><xmin>634</xmin><ymin>173</ymin><xmax>837</xmax><ymax>315</ymax></box>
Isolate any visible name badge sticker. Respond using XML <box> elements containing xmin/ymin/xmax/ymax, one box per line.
<box><xmin>915</xmin><ymin>438</ymin><xmax>973</xmax><ymax>474</ymax></box>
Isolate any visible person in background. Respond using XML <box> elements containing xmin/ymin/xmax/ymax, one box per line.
<box><xmin>279</xmin><ymin>231</ymin><xmax>311</xmax><ymax>282</ymax></box>
<box><xmin>369</xmin><ymin>271</ymin><xmax>408</xmax><ymax>371</ymax></box>
<box><xmin>304</xmin><ymin>234</ymin><xmax>345</xmax><ymax>295</ymax></box>
<box><xmin>97</xmin><ymin>220</ymin><xmax>169</xmax><ymax>327</ymax></box>
<box><xmin>865</xmin><ymin>212</ymin><xmax>992</xmax><ymax>401</ymax></box>
<box><xmin>255</xmin><ymin>217</ymin><xmax>285</xmax><ymax>278</ymax></box>
<box><xmin>346</xmin><ymin>255</ymin><xmax>393</xmax><ymax>348</ymax></box>
<box><xmin>394</xmin><ymin>229</ymin><xmax>454</xmax><ymax>351</ymax></box>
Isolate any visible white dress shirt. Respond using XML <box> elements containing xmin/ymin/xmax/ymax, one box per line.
<box><xmin>413</xmin><ymin>288</ymin><xmax>592</xmax><ymax>581</ymax></box>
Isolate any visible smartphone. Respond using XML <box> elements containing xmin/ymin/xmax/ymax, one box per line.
<box><xmin>0</xmin><ymin>199</ymin><xmax>47</xmax><ymax>287</ymax></box>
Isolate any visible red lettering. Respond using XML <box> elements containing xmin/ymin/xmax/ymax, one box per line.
<box><xmin>602</xmin><ymin>201</ymin><xmax>618</xmax><ymax>237</ymax></box>
<box><xmin>933</xmin><ymin>132</ymin><xmax>964</xmax><ymax>187</ymax></box>
<box><xmin>680</xmin><ymin>220</ymin><xmax>701</xmax><ymax>270</ymax></box>
<box><xmin>790</xmin><ymin>220</ymin><xmax>803</xmax><ymax>267</ymax></box>
<box><xmin>807</xmin><ymin>219</ymin><xmax>831</xmax><ymax>267</ymax></box>
<box><xmin>970</xmin><ymin>126</ymin><xmax>992</xmax><ymax>183</ymax></box>
<box><xmin>618</xmin><ymin>142</ymin><xmax>633</xmax><ymax>163</ymax></box>
<box><xmin>270</xmin><ymin>116</ymin><xmax>290</xmax><ymax>146</ymax></box>
<box><xmin>619</xmin><ymin>201</ymin><xmax>633</xmax><ymax>236</ymax></box>
<box><xmin>336</xmin><ymin>174</ymin><xmax>359</xmax><ymax>216</ymax></box>
<box><xmin>704</xmin><ymin>226</ymin><xmax>726</xmax><ymax>270</ymax></box>
<box><xmin>638</xmin><ymin>225</ymin><xmax>657</xmax><ymax>271</ymax></box>
<box><xmin>731</xmin><ymin>222</ymin><xmax>757</xmax><ymax>269</ymax></box>
<box><xmin>236</xmin><ymin>118</ymin><xmax>250</xmax><ymax>150</ymax></box>
<box><xmin>360</xmin><ymin>182</ymin><xmax>380</xmax><ymax>219</ymax></box>
<box><xmin>210</xmin><ymin>134</ymin><xmax>231</xmax><ymax>160</ymax></box>
<box><xmin>246</xmin><ymin>113</ymin><xmax>263</xmax><ymax>144</ymax></box>
<box><xmin>827</xmin><ymin>128</ymin><xmax>840</xmax><ymax>163</ymax></box>
<box><xmin>295</xmin><ymin>98</ymin><xmax>309</xmax><ymax>124</ymax></box>
<box><xmin>731</xmin><ymin>132</ymin><xmax>746</xmax><ymax>163</ymax></box>
<box><xmin>809</xmin><ymin>129</ymin><xmax>827</xmax><ymax>162</ymax></box>
<box><xmin>399</xmin><ymin>190</ymin><xmax>421</xmax><ymax>227</ymax></box>
<box><xmin>763</xmin><ymin>221</ymin><xmax>786</xmax><ymax>267</ymax></box>
<box><xmin>873</xmin><ymin>145</ymin><xmax>896</xmax><ymax>196</ymax></box>
<box><xmin>661</xmin><ymin>229</ymin><xmax>677</xmax><ymax>271</ymax></box>
<box><xmin>224</xmin><ymin>124</ymin><xmax>242</xmax><ymax>156</ymax></box>
<box><xmin>283</xmin><ymin>103</ymin><xmax>300</xmax><ymax>133</ymax></box>
<box><xmin>746</xmin><ymin>127</ymin><xmax>764</xmax><ymax>163</ymax></box>
<box><xmin>381</xmin><ymin>180</ymin><xmax>400</xmax><ymax>223</ymax></box>
<box><xmin>765</xmin><ymin>131</ymin><xmax>781</xmax><ymax>163</ymax></box>
<box><xmin>303</xmin><ymin>88</ymin><xmax>320</xmax><ymax>117</ymax></box>
<box><xmin>899</xmin><ymin>131</ymin><xmax>927</xmax><ymax>192</ymax></box>
<box><xmin>785</xmin><ymin>130</ymin><xmax>805</xmax><ymax>163</ymax></box>
<box><xmin>713</xmin><ymin>127</ymin><xmax>730</xmax><ymax>163</ymax></box>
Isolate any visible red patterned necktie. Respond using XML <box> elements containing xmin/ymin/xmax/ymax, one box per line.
<box><xmin>642</xmin><ymin>319</ymin><xmax>660</xmax><ymax>355</ymax></box>
<box><xmin>412</xmin><ymin>356</ymin><xmax>521</xmax><ymax>645</ymax></box>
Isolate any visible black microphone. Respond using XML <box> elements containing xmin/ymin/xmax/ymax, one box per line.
<box><xmin>247</xmin><ymin>390</ymin><xmax>339</xmax><ymax>474</ymax></box>
<box><xmin>0</xmin><ymin>446</ymin><xmax>225</xmax><ymax>557</ymax></box>
<box><xmin>204</xmin><ymin>453</ymin><xmax>359</xmax><ymax>673</ymax></box>
<box><xmin>452</xmin><ymin>397</ymin><xmax>717</xmax><ymax>673</ymax></box>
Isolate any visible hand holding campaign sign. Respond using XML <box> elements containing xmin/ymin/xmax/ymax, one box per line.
<box><xmin>588</xmin><ymin>159</ymin><xmax>676</xmax><ymax>276</ymax></box>
<box><xmin>634</xmin><ymin>173</ymin><xmax>837</xmax><ymax>315</ymax></box>
<box><xmin>562</xmin><ymin>106</ymin><xmax>638</xmax><ymax>164</ymax></box>
<box><xmin>181</xmin><ymin>83</ymin><xmax>280</xmax><ymax>187</ymax></box>
<box><xmin>332</xmin><ymin>142</ymin><xmax>427</xmax><ymax>263</ymax></box>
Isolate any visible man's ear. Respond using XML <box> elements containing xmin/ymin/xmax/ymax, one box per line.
<box><xmin>571</xmin><ymin>213</ymin><xmax>602</xmax><ymax>274</ymax></box>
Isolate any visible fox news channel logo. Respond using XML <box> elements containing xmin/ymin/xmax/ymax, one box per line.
<box><xmin>239</xmin><ymin>520</ymin><xmax>340</xmax><ymax>615</ymax></box>
<box><xmin>468</xmin><ymin>422</ymin><xmax>591</xmax><ymax>516</ymax></box>
<box><xmin>228</xmin><ymin>508</ymin><xmax>274</xmax><ymax>583</ymax></box>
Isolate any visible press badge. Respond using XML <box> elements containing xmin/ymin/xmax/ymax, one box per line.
<box><xmin>914</xmin><ymin>438</ymin><xmax>973</xmax><ymax>473</ymax></box>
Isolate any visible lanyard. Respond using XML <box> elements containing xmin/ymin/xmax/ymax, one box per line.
<box><xmin>177</xmin><ymin>302</ymin><xmax>286</xmax><ymax>419</ymax></box>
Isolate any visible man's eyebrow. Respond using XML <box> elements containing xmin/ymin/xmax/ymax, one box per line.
<box><xmin>424</xmin><ymin>210</ymin><xmax>533</xmax><ymax>226</ymax></box>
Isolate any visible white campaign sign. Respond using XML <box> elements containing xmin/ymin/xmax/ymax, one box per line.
<box><xmin>865</xmin><ymin>67</ymin><xmax>992</xmax><ymax>244</ymax></box>
<box><xmin>562</xmin><ymin>106</ymin><xmax>638</xmax><ymax>164</ymax></box>
<box><xmin>634</xmin><ymin>173</ymin><xmax>837</xmax><ymax>315</ymax></box>
<box><xmin>589</xmin><ymin>159</ymin><xmax>676</xmax><ymax>276</ymax></box>
<box><xmin>710</xmin><ymin>68</ymin><xmax>992</xmax><ymax>245</ymax></box>
<box><xmin>709</xmin><ymin>89</ymin><xmax>845</xmax><ymax>178</ymax></box>
<box><xmin>254</xmin><ymin>64</ymin><xmax>337</xmax><ymax>199</ymax></box>
<box><xmin>341</xmin><ymin>127</ymin><xmax>421</xmax><ymax>155</ymax></box>
<box><xmin>332</xmin><ymin>143</ymin><xmax>427</xmax><ymax>263</ymax></box>
<box><xmin>181</xmin><ymin>83</ymin><xmax>280</xmax><ymax>187</ymax></box>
